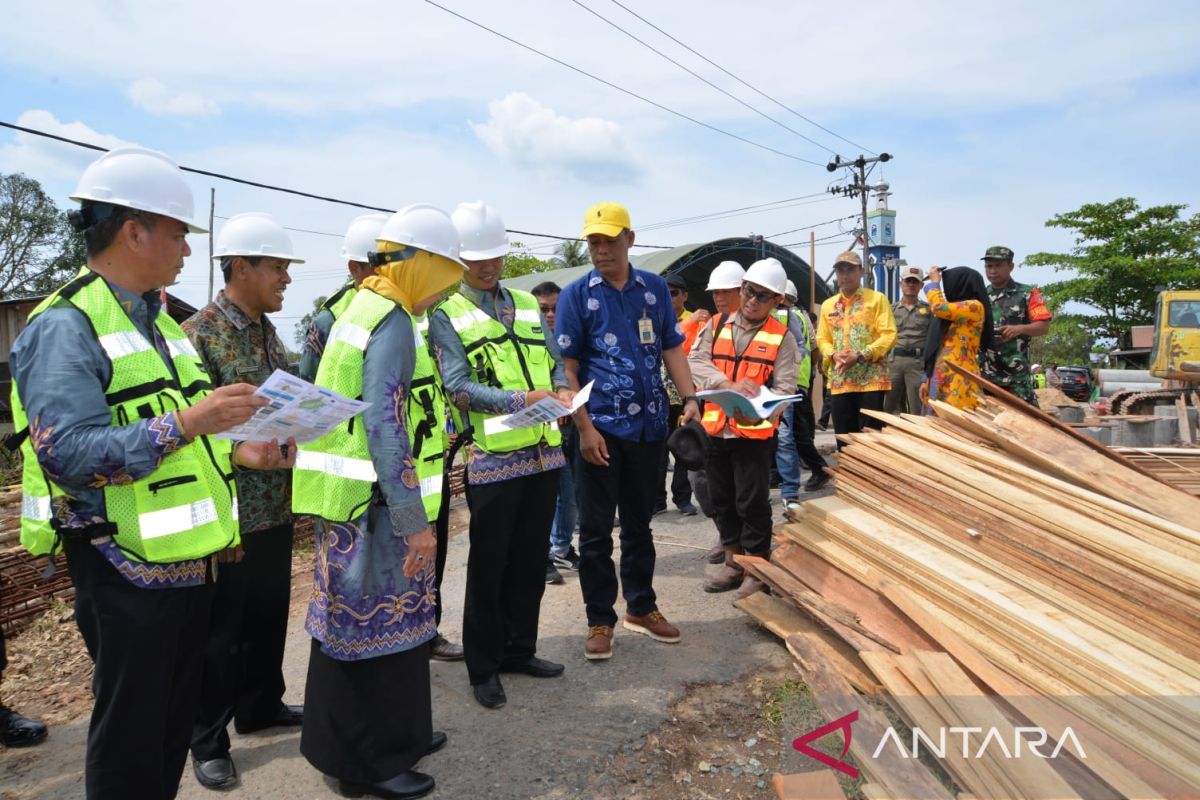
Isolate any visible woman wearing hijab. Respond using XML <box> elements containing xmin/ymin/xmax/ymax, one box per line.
<box><xmin>294</xmin><ymin>204</ymin><xmax>466</xmax><ymax>800</ymax></box>
<box><xmin>921</xmin><ymin>265</ymin><xmax>993</xmax><ymax>412</ymax></box>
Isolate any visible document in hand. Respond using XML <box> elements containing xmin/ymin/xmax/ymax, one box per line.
<box><xmin>482</xmin><ymin>381</ymin><xmax>594</xmax><ymax>436</ymax></box>
<box><xmin>695</xmin><ymin>386</ymin><xmax>803</xmax><ymax>421</ymax></box>
<box><xmin>214</xmin><ymin>369</ymin><xmax>371</xmax><ymax>444</ymax></box>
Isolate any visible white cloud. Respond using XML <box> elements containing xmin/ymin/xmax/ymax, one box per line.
<box><xmin>471</xmin><ymin>93</ymin><xmax>643</xmax><ymax>183</ymax></box>
<box><xmin>126</xmin><ymin>79</ymin><xmax>219</xmax><ymax>117</ymax></box>
<box><xmin>0</xmin><ymin>110</ymin><xmax>134</xmax><ymax>183</ymax></box>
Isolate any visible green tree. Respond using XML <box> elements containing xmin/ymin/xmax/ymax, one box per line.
<box><xmin>0</xmin><ymin>172</ymin><xmax>85</xmax><ymax>298</ymax></box>
<box><xmin>295</xmin><ymin>294</ymin><xmax>328</xmax><ymax>346</ymax></box>
<box><xmin>550</xmin><ymin>238</ymin><xmax>589</xmax><ymax>269</ymax></box>
<box><xmin>1028</xmin><ymin>310</ymin><xmax>1095</xmax><ymax>368</ymax></box>
<box><xmin>502</xmin><ymin>240</ymin><xmax>555</xmax><ymax>279</ymax></box>
<box><xmin>1027</xmin><ymin>198</ymin><xmax>1200</xmax><ymax>346</ymax></box>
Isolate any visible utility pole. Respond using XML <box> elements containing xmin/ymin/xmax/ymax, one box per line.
<box><xmin>826</xmin><ymin>153</ymin><xmax>892</xmax><ymax>288</ymax></box>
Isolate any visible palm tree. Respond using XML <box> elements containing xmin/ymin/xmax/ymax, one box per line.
<box><xmin>551</xmin><ymin>239</ymin><xmax>589</xmax><ymax>269</ymax></box>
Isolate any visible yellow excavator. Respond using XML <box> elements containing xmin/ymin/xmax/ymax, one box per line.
<box><xmin>1149</xmin><ymin>289</ymin><xmax>1200</xmax><ymax>381</ymax></box>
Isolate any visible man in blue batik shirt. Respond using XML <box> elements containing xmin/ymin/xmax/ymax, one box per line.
<box><xmin>555</xmin><ymin>202</ymin><xmax>700</xmax><ymax>662</ymax></box>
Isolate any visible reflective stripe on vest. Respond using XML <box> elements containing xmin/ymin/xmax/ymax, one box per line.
<box><xmin>439</xmin><ymin>289</ymin><xmax>562</xmax><ymax>454</ymax></box>
<box><xmin>294</xmin><ymin>289</ymin><xmax>446</xmax><ymax>523</ymax></box>
<box><xmin>701</xmin><ymin>314</ymin><xmax>788</xmax><ymax>440</ymax></box>
<box><xmin>11</xmin><ymin>268</ymin><xmax>237</xmax><ymax>561</ymax></box>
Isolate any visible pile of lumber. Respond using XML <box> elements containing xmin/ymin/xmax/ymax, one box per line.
<box><xmin>1115</xmin><ymin>447</ymin><xmax>1200</xmax><ymax>496</ymax></box>
<box><xmin>739</xmin><ymin>380</ymin><xmax>1200</xmax><ymax>800</ymax></box>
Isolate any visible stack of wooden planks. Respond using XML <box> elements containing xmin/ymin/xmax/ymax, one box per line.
<box><xmin>1115</xmin><ymin>447</ymin><xmax>1200</xmax><ymax>496</ymax></box>
<box><xmin>739</xmin><ymin>385</ymin><xmax>1200</xmax><ymax>800</ymax></box>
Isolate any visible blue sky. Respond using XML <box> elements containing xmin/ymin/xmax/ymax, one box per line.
<box><xmin>2</xmin><ymin>0</ymin><xmax>1198</xmax><ymax>342</ymax></box>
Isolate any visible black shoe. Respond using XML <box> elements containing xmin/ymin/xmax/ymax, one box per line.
<box><xmin>472</xmin><ymin>674</ymin><xmax>507</xmax><ymax>709</ymax></box>
<box><xmin>803</xmin><ymin>471</ymin><xmax>831</xmax><ymax>492</ymax></box>
<box><xmin>676</xmin><ymin>501</ymin><xmax>698</xmax><ymax>516</ymax></box>
<box><xmin>551</xmin><ymin>546</ymin><xmax>580</xmax><ymax>571</ymax></box>
<box><xmin>429</xmin><ymin>635</ymin><xmax>465</xmax><ymax>662</ymax></box>
<box><xmin>338</xmin><ymin>770</ymin><xmax>435</xmax><ymax>799</ymax></box>
<box><xmin>499</xmin><ymin>656</ymin><xmax>565</xmax><ymax>678</ymax></box>
<box><xmin>545</xmin><ymin>561</ymin><xmax>564</xmax><ymax>585</ymax></box>
<box><xmin>651</xmin><ymin>501</ymin><xmax>668</xmax><ymax>516</ymax></box>
<box><xmin>0</xmin><ymin>705</ymin><xmax>48</xmax><ymax>748</ymax></box>
<box><xmin>192</xmin><ymin>756</ymin><xmax>238</xmax><ymax>790</ymax></box>
<box><xmin>425</xmin><ymin>730</ymin><xmax>447</xmax><ymax>756</ymax></box>
<box><xmin>234</xmin><ymin>703</ymin><xmax>303</xmax><ymax>734</ymax></box>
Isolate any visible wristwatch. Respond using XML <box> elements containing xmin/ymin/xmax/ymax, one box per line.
<box><xmin>857</xmin><ymin>349</ymin><xmax>871</xmax><ymax>363</ymax></box>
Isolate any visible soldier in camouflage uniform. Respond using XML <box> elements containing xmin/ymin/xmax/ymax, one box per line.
<box><xmin>980</xmin><ymin>246</ymin><xmax>1052</xmax><ymax>405</ymax></box>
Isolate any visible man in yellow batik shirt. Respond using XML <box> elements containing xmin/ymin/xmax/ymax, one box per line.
<box><xmin>816</xmin><ymin>251</ymin><xmax>897</xmax><ymax>449</ymax></box>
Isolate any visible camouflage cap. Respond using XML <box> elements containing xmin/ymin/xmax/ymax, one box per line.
<box><xmin>981</xmin><ymin>245</ymin><xmax>1015</xmax><ymax>262</ymax></box>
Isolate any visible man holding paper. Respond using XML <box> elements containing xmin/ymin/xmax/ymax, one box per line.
<box><xmin>688</xmin><ymin>258</ymin><xmax>797</xmax><ymax>598</ymax></box>
<box><xmin>429</xmin><ymin>201</ymin><xmax>573</xmax><ymax>710</ymax></box>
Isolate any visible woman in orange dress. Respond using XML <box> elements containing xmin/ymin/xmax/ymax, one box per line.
<box><xmin>922</xmin><ymin>265</ymin><xmax>994</xmax><ymax>412</ymax></box>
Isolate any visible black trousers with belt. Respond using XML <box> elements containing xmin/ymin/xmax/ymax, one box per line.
<box><xmin>462</xmin><ymin>469</ymin><xmax>559</xmax><ymax>685</ymax></box>
<box><xmin>705</xmin><ymin>436</ymin><xmax>774</xmax><ymax>557</ymax></box>
<box><xmin>191</xmin><ymin>522</ymin><xmax>294</xmax><ymax>761</ymax></box>
<box><xmin>575</xmin><ymin>431</ymin><xmax>662</xmax><ymax>628</ymax></box>
<box><xmin>64</xmin><ymin>537</ymin><xmax>215</xmax><ymax>800</ymax></box>
<box><xmin>830</xmin><ymin>390</ymin><xmax>886</xmax><ymax>449</ymax></box>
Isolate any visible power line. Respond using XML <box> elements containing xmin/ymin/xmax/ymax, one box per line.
<box><xmin>0</xmin><ymin>119</ymin><xmax>674</xmax><ymax>249</ymax></box>
<box><xmin>763</xmin><ymin>215</ymin><xmax>858</xmax><ymax>240</ymax></box>
<box><xmin>638</xmin><ymin>195</ymin><xmax>837</xmax><ymax>232</ymax></box>
<box><xmin>607</xmin><ymin>0</ymin><xmax>875</xmax><ymax>155</ymax></box>
<box><xmin>421</xmin><ymin>1</ymin><xmax>826</xmax><ymax>168</ymax></box>
<box><xmin>569</xmin><ymin>0</ymin><xmax>839</xmax><ymax>156</ymax></box>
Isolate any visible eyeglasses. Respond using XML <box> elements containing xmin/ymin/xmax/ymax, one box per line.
<box><xmin>741</xmin><ymin>284</ymin><xmax>779</xmax><ymax>304</ymax></box>
<box><xmin>668</xmin><ymin>288</ymin><xmax>683</xmax><ymax>297</ymax></box>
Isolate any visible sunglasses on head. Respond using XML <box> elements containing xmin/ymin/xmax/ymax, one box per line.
<box><xmin>741</xmin><ymin>284</ymin><xmax>778</xmax><ymax>304</ymax></box>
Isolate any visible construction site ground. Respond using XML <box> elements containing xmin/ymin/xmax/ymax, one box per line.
<box><xmin>1</xmin><ymin>438</ymin><xmax>842</xmax><ymax>800</ymax></box>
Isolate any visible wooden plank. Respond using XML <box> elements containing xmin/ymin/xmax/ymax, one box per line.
<box><xmin>1177</xmin><ymin>394</ymin><xmax>1193</xmax><ymax>446</ymax></box>
<box><xmin>735</xmin><ymin>591</ymin><xmax>882</xmax><ymax>695</ymax></box>
<box><xmin>770</xmin><ymin>770</ymin><xmax>847</xmax><ymax>800</ymax></box>
<box><xmin>786</xmin><ymin>633</ymin><xmax>956</xmax><ymax>800</ymax></box>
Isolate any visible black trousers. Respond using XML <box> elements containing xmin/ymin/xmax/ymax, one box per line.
<box><xmin>462</xmin><ymin>469</ymin><xmax>559</xmax><ymax>684</ymax></box>
<box><xmin>655</xmin><ymin>403</ymin><xmax>693</xmax><ymax>508</ymax></box>
<box><xmin>705</xmin><ymin>437</ymin><xmax>774</xmax><ymax>557</ymax></box>
<box><xmin>790</xmin><ymin>388</ymin><xmax>829</xmax><ymax>475</ymax></box>
<box><xmin>433</xmin><ymin>476</ymin><xmax>452</xmax><ymax>627</ymax></box>
<box><xmin>0</xmin><ymin>581</ymin><xmax>7</xmax><ymax>674</ymax></box>
<box><xmin>191</xmin><ymin>522</ymin><xmax>294</xmax><ymax>760</ymax></box>
<box><xmin>301</xmin><ymin>639</ymin><xmax>431</xmax><ymax>785</ymax></box>
<box><xmin>64</xmin><ymin>537</ymin><xmax>215</xmax><ymax>800</ymax></box>
<box><xmin>830</xmin><ymin>390</ymin><xmax>886</xmax><ymax>450</ymax></box>
<box><xmin>575</xmin><ymin>431</ymin><xmax>662</xmax><ymax>627</ymax></box>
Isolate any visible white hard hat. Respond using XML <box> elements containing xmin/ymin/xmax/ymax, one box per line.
<box><xmin>378</xmin><ymin>203</ymin><xmax>465</xmax><ymax>266</ymax></box>
<box><xmin>70</xmin><ymin>146</ymin><xmax>206</xmax><ymax>233</ymax></box>
<box><xmin>784</xmin><ymin>279</ymin><xmax>799</xmax><ymax>302</ymax></box>
<box><xmin>341</xmin><ymin>213</ymin><xmax>389</xmax><ymax>263</ymax></box>
<box><xmin>743</xmin><ymin>258</ymin><xmax>788</xmax><ymax>296</ymax></box>
<box><xmin>706</xmin><ymin>260</ymin><xmax>746</xmax><ymax>291</ymax></box>
<box><xmin>212</xmin><ymin>212</ymin><xmax>305</xmax><ymax>263</ymax></box>
<box><xmin>452</xmin><ymin>201</ymin><xmax>510</xmax><ymax>260</ymax></box>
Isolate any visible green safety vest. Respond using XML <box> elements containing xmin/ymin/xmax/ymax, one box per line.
<box><xmin>774</xmin><ymin>308</ymin><xmax>814</xmax><ymax>390</ymax></box>
<box><xmin>10</xmin><ymin>269</ymin><xmax>238</xmax><ymax>561</ymax></box>
<box><xmin>293</xmin><ymin>288</ymin><xmax>445</xmax><ymax>523</ymax></box>
<box><xmin>439</xmin><ymin>289</ymin><xmax>562</xmax><ymax>454</ymax></box>
<box><xmin>322</xmin><ymin>279</ymin><xmax>357</xmax><ymax>321</ymax></box>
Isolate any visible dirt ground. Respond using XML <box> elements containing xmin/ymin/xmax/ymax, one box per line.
<box><xmin>1</xmin><ymin>443</ymin><xmax>842</xmax><ymax>800</ymax></box>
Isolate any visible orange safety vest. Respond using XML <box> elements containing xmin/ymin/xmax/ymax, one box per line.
<box><xmin>701</xmin><ymin>313</ymin><xmax>787</xmax><ymax>439</ymax></box>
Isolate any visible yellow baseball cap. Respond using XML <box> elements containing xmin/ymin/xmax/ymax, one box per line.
<box><xmin>581</xmin><ymin>201</ymin><xmax>631</xmax><ymax>238</ymax></box>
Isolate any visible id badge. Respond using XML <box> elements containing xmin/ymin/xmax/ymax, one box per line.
<box><xmin>638</xmin><ymin>315</ymin><xmax>655</xmax><ymax>345</ymax></box>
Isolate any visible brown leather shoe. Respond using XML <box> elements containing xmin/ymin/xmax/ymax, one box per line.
<box><xmin>585</xmin><ymin>625</ymin><xmax>614</xmax><ymax>660</ymax></box>
<box><xmin>703</xmin><ymin>563</ymin><xmax>745</xmax><ymax>593</ymax></box>
<box><xmin>733</xmin><ymin>574</ymin><xmax>766</xmax><ymax>600</ymax></box>
<box><xmin>622</xmin><ymin>611</ymin><xmax>681</xmax><ymax>643</ymax></box>
<box><xmin>429</xmin><ymin>635</ymin><xmax>464</xmax><ymax>662</ymax></box>
<box><xmin>705</xmin><ymin>543</ymin><xmax>725</xmax><ymax>564</ymax></box>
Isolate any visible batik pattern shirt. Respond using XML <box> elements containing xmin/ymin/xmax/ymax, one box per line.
<box><xmin>555</xmin><ymin>267</ymin><xmax>685</xmax><ymax>442</ymax></box>
<box><xmin>816</xmin><ymin>288</ymin><xmax>897</xmax><ymax>395</ymax></box>
<box><xmin>982</xmin><ymin>280</ymin><xmax>1052</xmax><ymax>403</ymax></box>
<box><xmin>428</xmin><ymin>283</ymin><xmax>566</xmax><ymax>486</ymax></box>
<box><xmin>183</xmin><ymin>291</ymin><xmax>293</xmax><ymax>535</ymax></box>
<box><xmin>305</xmin><ymin>307</ymin><xmax>436</xmax><ymax>661</ymax></box>
<box><xmin>9</xmin><ymin>278</ymin><xmax>206</xmax><ymax>588</ymax></box>
<box><xmin>924</xmin><ymin>286</ymin><xmax>986</xmax><ymax>412</ymax></box>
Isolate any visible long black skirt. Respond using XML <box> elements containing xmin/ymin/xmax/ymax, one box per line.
<box><xmin>300</xmin><ymin>638</ymin><xmax>433</xmax><ymax>784</ymax></box>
